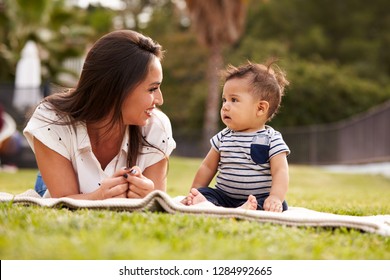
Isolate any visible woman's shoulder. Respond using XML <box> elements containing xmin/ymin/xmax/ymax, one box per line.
<box><xmin>142</xmin><ymin>109</ymin><xmax>176</xmax><ymax>154</ymax></box>
<box><xmin>151</xmin><ymin>108</ymin><xmax>171</xmax><ymax>125</ymax></box>
<box><xmin>28</xmin><ymin>101</ymin><xmax>65</xmax><ymax>123</ymax></box>
<box><xmin>144</xmin><ymin>109</ymin><xmax>172</xmax><ymax>134</ymax></box>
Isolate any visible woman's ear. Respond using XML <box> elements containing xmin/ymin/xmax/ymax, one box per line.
<box><xmin>257</xmin><ymin>100</ymin><xmax>269</xmax><ymax>116</ymax></box>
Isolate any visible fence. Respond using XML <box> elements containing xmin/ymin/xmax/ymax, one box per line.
<box><xmin>279</xmin><ymin>100</ymin><xmax>390</xmax><ymax>165</ymax></box>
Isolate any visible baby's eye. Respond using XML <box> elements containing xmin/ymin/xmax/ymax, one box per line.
<box><xmin>222</xmin><ymin>98</ymin><xmax>227</xmax><ymax>103</ymax></box>
<box><xmin>232</xmin><ymin>98</ymin><xmax>238</xmax><ymax>102</ymax></box>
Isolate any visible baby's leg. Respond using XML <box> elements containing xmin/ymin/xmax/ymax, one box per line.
<box><xmin>239</xmin><ymin>195</ymin><xmax>258</xmax><ymax>210</ymax></box>
<box><xmin>186</xmin><ymin>188</ymin><xmax>208</xmax><ymax>205</ymax></box>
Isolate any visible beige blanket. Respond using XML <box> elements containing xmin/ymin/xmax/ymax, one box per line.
<box><xmin>1</xmin><ymin>189</ymin><xmax>389</xmax><ymax>236</ymax></box>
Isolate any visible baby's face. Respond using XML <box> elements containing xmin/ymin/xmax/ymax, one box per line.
<box><xmin>221</xmin><ymin>78</ymin><xmax>264</xmax><ymax>132</ymax></box>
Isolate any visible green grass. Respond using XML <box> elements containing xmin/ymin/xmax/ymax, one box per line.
<box><xmin>1</xmin><ymin>156</ymin><xmax>389</xmax><ymax>259</ymax></box>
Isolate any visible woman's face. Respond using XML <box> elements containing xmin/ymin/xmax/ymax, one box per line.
<box><xmin>122</xmin><ymin>57</ymin><xmax>163</xmax><ymax>126</ymax></box>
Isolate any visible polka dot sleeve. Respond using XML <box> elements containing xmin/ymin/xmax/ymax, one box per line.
<box><xmin>23</xmin><ymin>104</ymin><xmax>72</xmax><ymax>160</ymax></box>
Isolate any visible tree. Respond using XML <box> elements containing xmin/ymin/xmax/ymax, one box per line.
<box><xmin>118</xmin><ymin>0</ymin><xmax>168</xmax><ymax>30</ymax></box>
<box><xmin>0</xmin><ymin>0</ymin><xmax>114</xmax><ymax>84</ymax></box>
<box><xmin>184</xmin><ymin>0</ymin><xmax>247</xmax><ymax>152</ymax></box>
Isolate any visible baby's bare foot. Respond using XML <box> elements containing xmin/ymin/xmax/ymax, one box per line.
<box><xmin>186</xmin><ymin>188</ymin><xmax>207</xmax><ymax>205</ymax></box>
<box><xmin>239</xmin><ymin>195</ymin><xmax>257</xmax><ymax>210</ymax></box>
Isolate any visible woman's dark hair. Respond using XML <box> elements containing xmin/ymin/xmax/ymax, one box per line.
<box><xmin>43</xmin><ymin>29</ymin><xmax>164</xmax><ymax>167</ymax></box>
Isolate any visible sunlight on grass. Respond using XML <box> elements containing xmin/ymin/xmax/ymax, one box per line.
<box><xmin>0</xmin><ymin>169</ymin><xmax>37</xmax><ymax>194</ymax></box>
<box><xmin>288</xmin><ymin>165</ymin><xmax>390</xmax><ymax>215</ymax></box>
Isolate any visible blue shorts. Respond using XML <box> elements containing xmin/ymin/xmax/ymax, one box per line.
<box><xmin>198</xmin><ymin>187</ymin><xmax>288</xmax><ymax>211</ymax></box>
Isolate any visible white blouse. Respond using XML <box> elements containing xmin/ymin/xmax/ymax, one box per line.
<box><xmin>23</xmin><ymin>103</ymin><xmax>176</xmax><ymax>197</ymax></box>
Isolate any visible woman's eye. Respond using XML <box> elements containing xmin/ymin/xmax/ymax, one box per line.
<box><xmin>149</xmin><ymin>87</ymin><xmax>158</xmax><ymax>93</ymax></box>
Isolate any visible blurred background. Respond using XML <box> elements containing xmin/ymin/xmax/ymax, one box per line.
<box><xmin>0</xmin><ymin>0</ymin><xmax>389</xmax><ymax>170</ymax></box>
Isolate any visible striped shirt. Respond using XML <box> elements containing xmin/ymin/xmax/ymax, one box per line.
<box><xmin>210</xmin><ymin>126</ymin><xmax>290</xmax><ymax>199</ymax></box>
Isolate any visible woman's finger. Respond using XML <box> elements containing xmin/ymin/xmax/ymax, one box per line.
<box><xmin>109</xmin><ymin>183</ymin><xmax>129</xmax><ymax>197</ymax></box>
<box><xmin>127</xmin><ymin>188</ymin><xmax>143</xmax><ymax>199</ymax></box>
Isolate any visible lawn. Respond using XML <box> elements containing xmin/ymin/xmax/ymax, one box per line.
<box><xmin>0</xmin><ymin>156</ymin><xmax>389</xmax><ymax>259</ymax></box>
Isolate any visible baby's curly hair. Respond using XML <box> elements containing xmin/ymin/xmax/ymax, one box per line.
<box><xmin>223</xmin><ymin>58</ymin><xmax>289</xmax><ymax>121</ymax></box>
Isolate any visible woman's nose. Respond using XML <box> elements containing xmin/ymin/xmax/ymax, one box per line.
<box><xmin>154</xmin><ymin>90</ymin><xmax>163</xmax><ymax>106</ymax></box>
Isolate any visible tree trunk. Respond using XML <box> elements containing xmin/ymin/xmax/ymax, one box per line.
<box><xmin>201</xmin><ymin>43</ymin><xmax>223</xmax><ymax>154</ymax></box>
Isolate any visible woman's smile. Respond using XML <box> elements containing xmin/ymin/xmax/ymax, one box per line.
<box><xmin>145</xmin><ymin>107</ymin><xmax>155</xmax><ymax>117</ymax></box>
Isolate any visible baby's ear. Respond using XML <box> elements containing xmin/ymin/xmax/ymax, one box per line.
<box><xmin>257</xmin><ymin>100</ymin><xmax>269</xmax><ymax>116</ymax></box>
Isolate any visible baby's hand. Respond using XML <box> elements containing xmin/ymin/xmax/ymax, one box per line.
<box><xmin>263</xmin><ymin>195</ymin><xmax>283</xmax><ymax>212</ymax></box>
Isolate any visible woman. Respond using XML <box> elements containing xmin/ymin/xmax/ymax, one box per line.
<box><xmin>23</xmin><ymin>30</ymin><xmax>176</xmax><ymax>199</ymax></box>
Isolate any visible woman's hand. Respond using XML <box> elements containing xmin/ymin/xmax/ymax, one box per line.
<box><xmin>124</xmin><ymin>166</ymin><xmax>155</xmax><ymax>198</ymax></box>
<box><xmin>94</xmin><ymin>168</ymin><xmax>129</xmax><ymax>199</ymax></box>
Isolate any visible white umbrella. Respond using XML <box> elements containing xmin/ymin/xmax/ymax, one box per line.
<box><xmin>13</xmin><ymin>40</ymin><xmax>42</xmax><ymax>112</ymax></box>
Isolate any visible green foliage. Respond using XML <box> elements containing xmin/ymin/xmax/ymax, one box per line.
<box><xmin>272</xmin><ymin>59</ymin><xmax>390</xmax><ymax>127</ymax></box>
<box><xmin>0</xmin><ymin>157</ymin><xmax>390</xmax><ymax>259</ymax></box>
<box><xmin>0</xmin><ymin>0</ymin><xmax>115</xmax><ymax>83</ymax></box>
<box><xmin>227</xmin><ymin>0</ymin><xmax>390</xmax><ymax>128</ymax></box>
<box><xmin>161</xmin><ymin>32</ymin><xmax>208</xmax><ymax>139</ymax></box>
<box><xmin>246</xmin><ymin>0</ymin><xmax>390</xmax><ymax>77</ymax></box>
<box><xmin>144</xmin><ymin>5</ymin><xmax>209</xmax><ymax>139</ymax></box>
<box><xmin>83</xmin><ymin>6</ymin><xmax>115</xmax><ymax>39</ymax></box>
<box><xmin>152</xmin><ymin>0</ymin><xmax>390</xmax><ymax>138</ymax></box>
